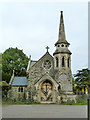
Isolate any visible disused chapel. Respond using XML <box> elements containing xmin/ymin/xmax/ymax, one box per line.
<box><xmin>8</xmin><ymin>11</ymin><xmax>76</xmax><ymax>103</ymax></box>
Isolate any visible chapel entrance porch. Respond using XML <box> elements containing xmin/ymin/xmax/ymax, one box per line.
<box><xmin>40</xmin><ymin>80</ymin><xmax>53</xmax><ymax>103</ymax></box>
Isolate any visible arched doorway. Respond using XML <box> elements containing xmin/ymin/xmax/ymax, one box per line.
<box><xmin>40</xmin><ymin>80</ymin><xmax>53</xmax><ymax>102</ymax></box>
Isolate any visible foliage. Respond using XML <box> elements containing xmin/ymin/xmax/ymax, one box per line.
<box><xmin>76</xmin><ymin>96</ymin><xmax>85</xmax><ymax>103</ymax></box>
<box><xmin>74</xmin><ymin>68</ymin><xmax>90</xmax><ymax>89</ymax></box>
<box><xmin>0</xmin><ymin>81</ymin><xmax>9</xmax><ymax>86</ymax></box>
<box><xmin>2</xmin><ymin>47</ymin><xmax>29</xmax><ymax>83</ymax></box>
<box><xmin>0</xmin><ymin>81</ymin><xmax>10</xmax><ymax>98</ymax></box>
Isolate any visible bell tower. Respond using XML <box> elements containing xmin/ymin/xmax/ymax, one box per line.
<box><xmin>53</xmin><ymin>11</ymin><xmax>73</xmax><ymax>96</ymax></box>
<box><xmin>53</xmin><ymin>11</ymin><xmax>72</xmax><ymax>69</ymax></box>
<box><xmin>53</xmin><ymin>11</ymin><xmax>72</xmax><ymax>70</ymax></box>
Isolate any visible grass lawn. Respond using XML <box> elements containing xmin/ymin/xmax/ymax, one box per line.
<box><xmin>61</xmin><ymin>102</ymin><xmax>87</xmax><ymax>105</ymax></box>
<box><xmin>2</xmin><ymin>101</ymin><xmax>41</xmax><ymax>105</ymax></box>
<box><xmin>2</xmin><ymin>101</ymin><xmax>88</xmax><ymax>105</ymax></box>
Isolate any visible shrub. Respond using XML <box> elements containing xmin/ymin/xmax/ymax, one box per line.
<box><xmin>76</xmin><ymin>96</ymin><xmax>84</xmax><ymax>103</ymax></box>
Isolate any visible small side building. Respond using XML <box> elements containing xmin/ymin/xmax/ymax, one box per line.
<box><xmin>8</xmin><ymin>71</ymin><xmax>28</xmax><ymax>101</ymax></box>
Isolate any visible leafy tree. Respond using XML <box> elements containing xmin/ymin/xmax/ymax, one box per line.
<box><xmin>2</xmin><ymin>47</ymin><xmax>29</xmax><ymax>83</ymax></box>
<box><xmin>74</xmin><ymin>68</ymin><xmax>89</xmax><ymax>94</ymax></box>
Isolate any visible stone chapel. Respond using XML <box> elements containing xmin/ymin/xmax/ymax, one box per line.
<box><xmin>8</xmin><ymin>11</ymin><xmax>76</xmax><ymax>103</ymax></box>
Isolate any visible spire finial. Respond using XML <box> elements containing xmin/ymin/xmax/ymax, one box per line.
<box><xmin>61</xmin><ymin>11</ymin><xmax>63</xmax><ymax>13</ymax></box>
<box><xmin>46</xmin><ymin>46</ymin><xmax>49</xmax><ymax>52</ymax></box>
<box><xmin>61</xmin><ymin>11</ymin><xmax>63</xmax><ymax>18</ymax></box>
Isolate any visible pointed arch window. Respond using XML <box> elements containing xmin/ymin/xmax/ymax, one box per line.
<box><xmin>62</xmin><ymin>56</ymin><xmax>64</xmax><ymax>67</ymax></box>
<box><xmin>18</xmin><ymin>87</ymin><xmax>20</xmax><ymax>92</ymax></box>
<box><xmin>67</xmin><ymin>57</ymin><xmax>70</xmax><ymax>67</ymax></box>
<box><xmin>21</xmin><ymin>87</ymin><xmax>23</xmax><ymax>92</ymax></box>
<box><xmin>56</xmin><ymin>57</ymin><xmax>59</xmax><ymax>67</ymax></box>
<box><xmin>18</xmin><ymin>87</ymin><xmax>23</xmax><ymax>92</ymax></box>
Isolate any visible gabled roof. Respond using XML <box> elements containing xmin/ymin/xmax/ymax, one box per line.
<box><xmin>31</xmin><ymin>51</ymin><xmax>53</xmax><ymax>68</ymax></box>
<box><xmin>34</xmin><ymin>73</ymin><xmax>59</xmax><ymax>86</ymax></box>
<box><xmin>11</xmin><ymin>77</ymin><xmax>28</xmax><ymax>86</ymax></box>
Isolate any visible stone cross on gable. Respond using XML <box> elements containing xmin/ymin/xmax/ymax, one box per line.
<box><xmin>46</xmin><ymin>46</ymin><xmax>49</xmax><ymax>52</ymax></box>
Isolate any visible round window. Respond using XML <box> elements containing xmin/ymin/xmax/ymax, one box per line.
<box><xmin>43</xmin><ymin>60</ymin><xmax>51</xmax><ymax>69</ymax></box>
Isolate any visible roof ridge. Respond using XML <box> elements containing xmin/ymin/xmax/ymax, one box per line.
<box><xmin>31</xmin><ymin>52</ymin><xmax>53</xmax><ymax>68</ymax></box>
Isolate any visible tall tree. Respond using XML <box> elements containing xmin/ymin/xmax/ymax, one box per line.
<box><xmin>74</xmin><ymin>68</ymin><xmax>89</xmax><ymax>93</ymax></box>
<box><xmin>2</xmin><ymin>47</ymin><xmax>29</xmax><ymax>83</ymax></box>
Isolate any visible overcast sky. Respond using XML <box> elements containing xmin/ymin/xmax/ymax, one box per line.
<box><xmin>0</xmin><ymin>2</ymin><xmax>88</xmax><ymax>74</ymax></box>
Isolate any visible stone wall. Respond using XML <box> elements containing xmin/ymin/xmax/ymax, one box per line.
<box><xmin>27</xmin><ymin>52</ymin><xmax>75</xmax><ymax>103</ymax></box>
<box><xmin>8</xmin><ymin>86</ymin><xmax>27</xmax><ymax>101</ymax></box>
<box><xmin>28</xmin><ymin>52</ymin><xmax>55</xmax><ymax>102</ymax></box>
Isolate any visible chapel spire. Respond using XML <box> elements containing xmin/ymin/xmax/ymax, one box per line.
<box><xmin>55</xmin><ymin>11</ymin><xmax>70</xmax><ymax>46</ymax></box>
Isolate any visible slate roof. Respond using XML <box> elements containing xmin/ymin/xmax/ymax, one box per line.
<box><xmin>53</xmin><ymin>48</ymin><xmax>72</xmax><ymax>55</ymax></box>
<box><xmin>11</xmin><ymin>77</ymin><xmax>28</xmax><ymax>86</ymax></box>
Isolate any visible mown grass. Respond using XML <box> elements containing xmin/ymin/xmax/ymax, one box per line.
<box><xmin>61</xmin><ymin>102</ymin><xmax>87</xmax><ymax>105</ymax></box>
<box><xmin>2</xmin><ymin>101</ymin><xmax>88</xmax><ymax>105</ymax></box>
<box><xmin>2</xmin><ymin>101</ymin><xmax>41</xmax><ymax>105</ymax></box>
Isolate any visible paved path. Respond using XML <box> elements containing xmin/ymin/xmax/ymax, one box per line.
<box><xmin>2</xmin><ymin>105</ymin><xmax>87</xmax><ymax>118</ymax></box>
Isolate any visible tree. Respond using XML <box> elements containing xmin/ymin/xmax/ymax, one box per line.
<box><xmin>2</xmin><ymin>47</ymin><xmax>29</xmax><ymax>83</ymax></box>
<box><xmin>74</xmin><ymin>68</ymin><xmax>89</xmax><ymax>94</ymax></box>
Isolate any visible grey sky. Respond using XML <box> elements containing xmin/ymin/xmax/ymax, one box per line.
<box><xmin>0</xmin><ymin>2</ymin><xmax>88</xmax><ymax>74</ymax></box>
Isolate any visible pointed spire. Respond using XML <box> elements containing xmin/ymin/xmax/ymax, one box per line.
<box><xmin>55</xmin><ymin>11</ymin><xmax>70</xmax><ymax>46</ymax></box>
<box><xmin>59</xmin><ymin>11</ymin><xmax>66</xmax><ymax>41</ymax></box>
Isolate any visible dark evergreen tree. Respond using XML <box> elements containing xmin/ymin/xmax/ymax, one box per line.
<box><xmin>74</xmin><ymin>68</ymin><xmax>90</xmax><ymax>94</ymax></box>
